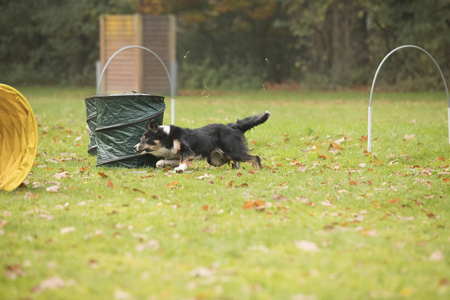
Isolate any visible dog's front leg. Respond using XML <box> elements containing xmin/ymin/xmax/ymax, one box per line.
<box><xmin>174</xmin><ymin>151</ymin><xmax>194</xmax><ymax>173</ymax></box>
<box><xmin>156</xmin><ymin>159</ymin><xmax>180</xmax><ymax>169</ymax></box>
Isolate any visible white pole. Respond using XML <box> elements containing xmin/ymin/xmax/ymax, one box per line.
<box><xmin>448</xmin><ymin>107</ymin><xmax>450</xmax><ymax>145</ymax></box>
<box><xmin>368</xmin><ymin>106</ymin><xmax>372</xmax><ymax>153</ymax></box>
<box><xmin>171</xmin><ymin>98</ymin><xmax>175</xmax><ymax>125</ymax></box>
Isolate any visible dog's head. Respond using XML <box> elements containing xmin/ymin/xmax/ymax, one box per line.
<box><xmin>133</xmin><ymin>120</ymin><xmax>171</xmax><ymax>155</ymax></box>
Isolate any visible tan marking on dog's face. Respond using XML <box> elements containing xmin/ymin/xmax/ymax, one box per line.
<box><xmin>135</xmin><ymin>137</ymin><xmax>162</xmax><ymax>154</ymax></box>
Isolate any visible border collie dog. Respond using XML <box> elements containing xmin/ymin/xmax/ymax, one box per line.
<box><xmin>134</xmin><ymin>111</ymin><xmax>271</xmax><ymax>173</ymax></box>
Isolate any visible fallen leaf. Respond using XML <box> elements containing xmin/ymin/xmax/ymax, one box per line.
<box><xmin>88</xmin><ymin>259</ymin><xmax>99</xmax><ymax>269</ymax></box>
<box><xmin>4</xmin><ymin>264</ymin><xmax>26</xmax><ymax>279</ymax></box>
<box><xmin>427</xmin><ymin>213</ymin><xmax>436</xmax><ymax>219</ymax></box>
<box><xmin>403</xmin><ymin>134</ymin><xmax>415</xmax><ymax>140</ymax></box>
<box><xmin>419</xmin><ymin>167</ymin><xmax>433</xmax><ymax>176</ymax></box>
<box><xmin>32</xmin><ymin>276</ymin><xmax>66</xmax><ymax>293</ymax></box>
<box><xmin>363</xmin><ymin>230</ymin><xmax>378</xmax><ymax>237</ymax></box>
<box><xmin>24</xmin><ymin>192</ymin><xmax>38</xmax><ymax>200</ymax></box>
<box><xmin>397</xmin><ymin>216</ymin><xmax>414</xmax><ymax>221</ymax></box>
<box><xmin>439</xmin><ymin>278</ymin><xmax>450</xmax><ymax>286</ymax></box>
<box><xmin>196</xmin><ymin>173</ymin><xmax>214</xmax><ymax>180</ymax></box>
<box><xmin>132</xmin><ymin>188</ymin><xmax>145</xmax><ymax>194</ymax></box>
<box><xmin>297</xmin><ymin>196</ymin><xmax>314</xmax><ymax>206</ymax></box>
<box><xmin>53</xmin><ymin>171</ymin><xmax>69</xmax><ymax>179</ymax></box>
<box><xmin>319</xmin><ymin>154</ymin><xmax>330</xmax><ymax>160</ymax></box>
<box><xmin>166</xmin><ymin>181</ymin><xmax>182</xmax><ymax>189</ymax></box>
<box><xmin>107</xmin><ymin>180</ymin><xmax>114</xmax><ymax>189</ymax></box>
<box><xmin>114</xmin><ymin>289</ymin><xmax>132</xmax><ymax>300</ymax></box>
<box><xmin>236</xmin><ymin>183</ymin><xmax>249</xmax><ymax>188</ymax></box>
<box><xmin>60</xmin><ymin>227</ymin><xmax>75</xmax><ymax>234</ymax></box>
<box><xmin>272</xmin><ymin>192</ymin><xmax>288</xmax><ymax>201</ymax></box>
<box><xmin>329</xmin><ymin>142</ymin><xmax>344</xmax><ymax>150</ymax></box>
<box><xmin>320</xmin><ymin>200</ymin><xmax>335</xmax><ymax>207</ymax></box>
<box><xmin>190</xmin><ymin>267</ymin><xmax>215</xmax><ymax>278</ymax></box>
<box><xmin>430</xmin><ymin>251</ymin><xmax>444</xmax><ymax>261</ymax></box>
<box><xmin>243</xmin><ymin>200</ymin><xmax>268</xmax><ymax>211</ymax></box>
<box><xmin>46</xmin><ymin>185</ymin><xmax>60</xmax><ymax>193</ymax></box>
<box><xmin>135</xmin><ymin>240</ymin><xmax>160</xmax><ymax>252</ymax></box>
<box><xmin>98</xmin><ymin>172</ymin><xmax>107</xmax><ymax>178</ymax></box>
<box><xmin>295</xmin><ymin>240</ymin><xmax>320</xmax><ymax>252</ymax></box>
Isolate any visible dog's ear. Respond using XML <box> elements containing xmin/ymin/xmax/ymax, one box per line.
<box><xmin>146</xmin><ymin>119</ymin><xmax>158</xmax><ymax>132</ymax></box>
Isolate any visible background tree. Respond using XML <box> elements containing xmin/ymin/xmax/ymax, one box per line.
<box><xmin>1</xmin><ymin>0</ymin><xmax>449</xmax><ymax>90</ymax></box>
<box><xmin>0</xmin><ymin>0</ymin><xmax>132</xmax><ymax>85</ymax></box>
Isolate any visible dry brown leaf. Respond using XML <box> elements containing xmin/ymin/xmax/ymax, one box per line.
<box><xmin>4</xmin><ymin>264</ymin><xmax>26</xmax><ymax>279</ymax></box>
<box><xmin>107</xmin><ymin>180</ymin><xmax>114</xmax><ymax>189</ymax></box>
<box><xmin>243</xmin><ymin>200</ymin><xmax>269</xmax><ymax>210</ymax></box>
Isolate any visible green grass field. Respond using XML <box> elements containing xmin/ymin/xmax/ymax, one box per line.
<box><xmin>1</xmin><ymin>87</ymin><xmax>449</xmax><ymax>299</ymax></box>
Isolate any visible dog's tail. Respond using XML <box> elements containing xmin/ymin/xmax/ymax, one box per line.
<box><xmin>229</xmin><ymin>111</ymin><xmax>271</xmax><ymax>133</ymax></box>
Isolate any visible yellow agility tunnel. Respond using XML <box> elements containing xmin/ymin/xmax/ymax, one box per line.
<box><xmin>0</xmin><ymin>84</ymin><xmax>38</xmax><ymax>191</ymax></box>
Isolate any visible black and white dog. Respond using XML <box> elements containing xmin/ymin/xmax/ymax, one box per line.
<box><xmin>134</xmin><ymin>111</ymin><xmax>271</xmax><ymax>173</ymax></box>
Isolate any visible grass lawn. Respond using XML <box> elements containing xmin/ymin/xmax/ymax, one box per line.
<box><xmin>1</xmin><ymin>87</ymin><xmax>449</xmax><ymax>299</ymax></box>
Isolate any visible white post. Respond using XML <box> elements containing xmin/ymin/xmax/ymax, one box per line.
<box><xmin>368</xmin><ymin>106</ymin><xmax>372</xmax><ymax>153</ymax></box>
<box><xmin>448</xmin><ymin>107</ymin><xmax>450</xmax><ymax>145</ymax></box>
<box><xmin>171</xmin><ymin>98</ymin><xmax>175</xmax><ymax>125</ymax></box>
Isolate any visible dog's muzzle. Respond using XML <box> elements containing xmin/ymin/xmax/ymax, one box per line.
<box><xmin>133</xmin><ymin>143</ymin><xmax>142</xmax><ymax>154</ymax></box>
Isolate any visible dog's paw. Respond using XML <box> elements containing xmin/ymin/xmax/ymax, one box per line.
<box><xmin>174</xmin><ymin>163</ymin><xmax>187</xmax><ymax>173</ymax></box>
<box><xmin>156</xmin><ymin>160</ymin><xmax>165</xmax><ymax>168</ymax></box>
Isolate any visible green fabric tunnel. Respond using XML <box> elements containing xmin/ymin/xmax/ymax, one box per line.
<box><xmin>85</xmin><ymin>93</ymin><xmax>165</xmax><ymax>168</ymax></box>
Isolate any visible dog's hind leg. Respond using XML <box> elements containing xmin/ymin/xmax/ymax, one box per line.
<box><xmin>230</xmin><ymin>161</ymin><xmax>240</xmax><ymax>169</ymax></box>
<box><xmin>207</xmin><ymin>150</ymin><xmax>230</xmax><ymax>167</ymax></box>
<box><xmin>224</xmin><ymin>151</ymin><xmax>262</xmax><ymax>170</ymax></box>
<box><xmin>244</xmin><ymin>155</ymin><xmax>262</xmax><ymax>170</ymax></box>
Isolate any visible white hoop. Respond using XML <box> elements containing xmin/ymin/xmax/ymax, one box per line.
<box><xmin>368</xmin><ymin>45</ymin><xmax>450</xmax><ymax>152</ymax></box>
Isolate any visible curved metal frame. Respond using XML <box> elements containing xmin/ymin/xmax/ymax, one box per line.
<box><xmin>367</xmin><ymin>45</ymin><xmax>450</xmax><ymax>152</ymax></box>
<box><xmin>97</xmin><ymin>45</ymin><xmax>176</xmax><ymax>125</ymax></box>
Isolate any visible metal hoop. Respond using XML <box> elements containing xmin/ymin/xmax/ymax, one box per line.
<box><xmin>368</xmin><ymin>45</ymin><xmax>450</xmax><ymax>152</ymax></box>
<box><xmin>97</xmin><ymin>45</ymin><xmax>176</xmax><ymax>125</ymax></box>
